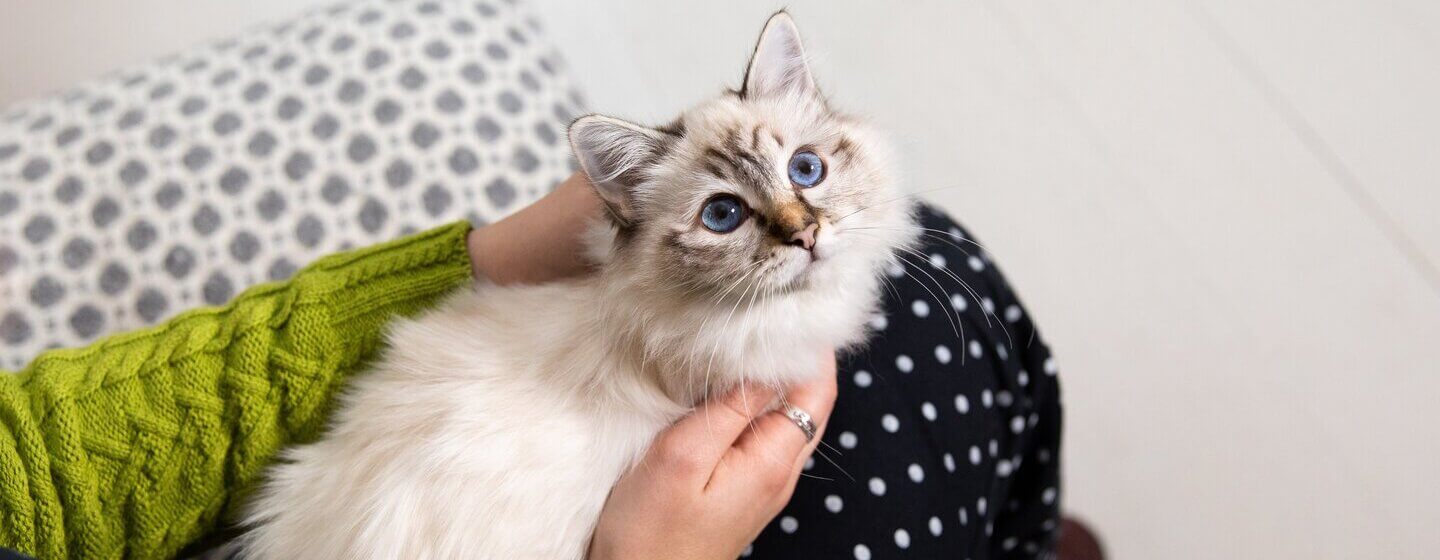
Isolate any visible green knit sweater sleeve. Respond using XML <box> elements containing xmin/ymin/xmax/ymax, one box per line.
<box><xmin>0</xmin><ymin>222</ymin><xmax>474</xmax><ymax>559</ymax></box>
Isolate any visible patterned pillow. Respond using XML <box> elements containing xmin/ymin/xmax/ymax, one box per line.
<box><xmin>0</xmin><ymin>0</ymin><xmax>584</xmax><ymax>368</ymax></box>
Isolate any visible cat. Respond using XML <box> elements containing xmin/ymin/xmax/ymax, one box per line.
<box><xmin>239</xmin><ymin>12</ymin><xmax>917</xmax><ymax>559</ymax></box>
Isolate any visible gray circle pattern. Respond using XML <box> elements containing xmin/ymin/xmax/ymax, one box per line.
<box><xmin>0</xmin><ymin>0</ymin><xmax>584</xmax><ymax>368</ymax></box>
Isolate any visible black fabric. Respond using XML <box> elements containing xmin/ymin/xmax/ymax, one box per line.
<box><xmin>747</xmin><ymin>204</ymin><xmax>1063</xmax><ymax>560</ymax></box>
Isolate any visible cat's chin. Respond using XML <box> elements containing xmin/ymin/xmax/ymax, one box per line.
<box><xmin>764</xmin><ymin>251</ymin><xmax>823</xmax><ymax>295</ymax></box>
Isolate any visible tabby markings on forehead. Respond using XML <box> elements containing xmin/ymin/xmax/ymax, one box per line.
<box><xmin>718</xmin><ymin>126</ymin><xmax>775</xmax><ymax>201</ymax></box>
<box><xmin>703</xmin><ymin>147</ymin><xmax>739</xmax><ymax>182</ymax></box>
<box><xmin>833</xmin><ymin>135</ymin><xmax>857</xmax><ymax>164</ymax></box>
<box><xmin>703</xmin><ymin>159</ymin><xmax>728</xmax><ymax>181</ymax></box>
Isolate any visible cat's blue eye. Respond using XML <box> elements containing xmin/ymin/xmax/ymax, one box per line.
<box><xmin>787</xmin><ymin>151</ymin><xmax>825</xmax><ymax>188</ymax></box>
<box><xmin>700</xmin><ymin>195</ymin><xmax>747</xmax><ymax>233</ymax></box>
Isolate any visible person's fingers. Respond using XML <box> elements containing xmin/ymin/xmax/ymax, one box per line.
<box><xmin>706</xmin><ymin>352</ymin><xmax>836</xmax><ymax>504</ymax></box>
<box><xmin>648</xmin><ymin>381</ymin><xmax>780</xmax><ymax>484</ymax></box>
<box><xmin>733</xmin><ymin>351</ymin><xmax>839</xmax><ymax>464</ymax></box>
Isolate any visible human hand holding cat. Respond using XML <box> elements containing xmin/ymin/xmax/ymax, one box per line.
<box><xmin>588</xmin><ymin>350</ymin><xmax>839</xmax><ymax>560</ymax></box>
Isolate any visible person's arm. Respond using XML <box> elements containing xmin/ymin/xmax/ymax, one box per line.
<box><xmin>0</xmin><ymin>173</ymin><xmax>599</xmax><ymax>559</ymax></box>
<box><xmin>468</xmin><ymin>172</ymin><xmax>600</xmax><ymax>285</ymax></box>
<box><xmin>0</xmin><ymin>222</ymin><xmax>477</xmax><ymax>559</ymax></box>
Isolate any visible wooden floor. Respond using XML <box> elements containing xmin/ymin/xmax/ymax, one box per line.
<box><xmin>533</xmin><ymin>1</ymin><xmax>1440</xmax><ymax>557</ymax></box>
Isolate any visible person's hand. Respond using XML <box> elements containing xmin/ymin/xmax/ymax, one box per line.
<box><xmin>467</xmin><ymin>172</ymin><xmax>600</xmax><ymax>285</ymax></box>
<box><xmin>588</xmin><ymin>351</ymin><xmax>839</xmax><ymax>560</ymax></box>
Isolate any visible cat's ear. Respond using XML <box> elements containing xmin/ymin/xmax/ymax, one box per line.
<box><xmin>568</xmin><ymin>115</ymin><xmax>667</xmax><ymax>227</ymax></box>
<box><xmin>742</xmin><ymin>11</ymin><xmax>816</xmax><ymax>100</ymax></box>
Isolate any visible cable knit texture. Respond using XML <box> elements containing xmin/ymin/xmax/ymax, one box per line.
<box><xmin>0</xmin><ymin>222</ymin><xmax>473</xmax><ymax>559</ymax></box>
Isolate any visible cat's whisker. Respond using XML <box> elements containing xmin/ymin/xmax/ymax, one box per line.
<box><xmin>701</xmin><ymin>260</ymin><xmax>771</xmax><ymax>448</ymax></box>
<box><xmin>892</xmin><ymin>249</ymin><xmax>992</xmax><ymax>358</ymax></box>
<box><xmin>690</xmin><ymin>263</ymin><xmax>762</xmax><ymax>402</ymax></box>
<box><xmin>847</xmin><ymin>228</ymin><xmax>1018</xmax><ymax>354</ymax></box>
<box><xmin>893</xmin><ymin>246</ymin><xmax>1016</xmax><ymax>351</ymax></box>
<box><xmin>890</xmin><ymin>254</ymin><xmax>962</xmax><ymax>343</ymax></box>
<box><xmin>683</xmin><ymin>262</ymin><xmax>755</xmax><ymax>298</ymax></box>
<box><xmin>916</xmin><ymin>226</ymin><xmax>991</xmax><ymax>253</ymax></box>
<box><xmin>690</xmin><ymin>271</ymin><xmax>751</xmax><ymax>348</ymax></box>
<box><xmin>846</xmin><ymin>225</ymin><xmax>992</xmax><ymax>258</ymax></box>
<box><xmin>803</xmin><ymin>430</ymin><xmax>858</xmax><ymax>484</ymax></box>
<box><xmin>831</xmin><ymin>185</ymin><xmax>967</xmax><ymax>225</ymax></box>
<box><xmin>810</xmin><ymin>443</ymin><xmax>855</xmax><ymax>483</ymax></box>
<box><xmin>832</xmin><ymin>197</ymin><xmax>910</xmax><ymax>225</ymax></box>
<box><xmin>890</xmin><ymin>252</ymin><xmax>968</xmax><ymax>353</ymax></box>
<box><xmin>864</xmin><ymin>223</ymin><xmax>1025</xmax><ymax>348</ymax></box>
<box><xmin>839</xmin><ymin>228</ymin><xmax>964</xmax><ymax>338</ymax></box>
<box><xmin>699</xmin><ymin>261</ymin><xmax>765</xmax><ymax>443</ymax></box>
<box><xmin>845</xmin><ymin>228</ymin><xmax>970</xmax><ymax>360</ymax></box>
<box><xmin>876</xmin><ymin>272</ymin><xmax>903</xmax><ymax>306</ymax></box>
<box><xmin>754</xmin><ymin>286</ymin><xmax>793</xmax><ymax>468</ymax></box>
<box><xmin>737</xmin><ymin>275</ymin><xmax>790</xmax><ymax>470</ymax></box>
<box><xmin>777</xmin><ymin>380</ymin><xmax>852</xmax><ymax>483</ymax></box>
<box><xmin>893</xmin><ymin>245</ymin><xmax>990</xmax><ymax>330</ymax></box>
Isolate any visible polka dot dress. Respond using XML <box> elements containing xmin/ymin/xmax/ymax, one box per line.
<box><xmin>745</xmin><ymin>205</ymin><xmax>1063</xmax><ymax>559</ymax></box>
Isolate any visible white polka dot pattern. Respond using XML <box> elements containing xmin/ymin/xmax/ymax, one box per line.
<box><xmin>744</xmin><ymin>207</ymin><xmax>1061</xmax><ymax>558</ymax></box>
<box><xmin>894</xmin><ymin>528</ymin><xmax>912</xmax><ymax>549</ymax></box>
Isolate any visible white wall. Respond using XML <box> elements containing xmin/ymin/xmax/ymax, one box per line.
<box><xmin>4</xmin><ymin>1</ymin><xmax>1439</xmax><ymax>558</ymax></box>
<box><xmin>0</xmin><ymin>0</ymin><xmax>331</xmax><ymax>105</ymax></box>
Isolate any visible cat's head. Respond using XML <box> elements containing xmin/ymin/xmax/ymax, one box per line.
<box><xmin>569</xmin><ymin>12</ymin><xmax>914</xmax><ymax>314</ymax></box>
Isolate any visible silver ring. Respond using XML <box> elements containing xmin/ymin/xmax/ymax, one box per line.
<box><xmin>784</xmin><ymin>405</ymin><xmax>817</xmax><ymax>442</ymax></box>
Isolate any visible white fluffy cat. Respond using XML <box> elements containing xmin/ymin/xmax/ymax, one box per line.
<box><xmin>240</xmin><ymin>12</ymin><xmax>916</xmax><ymax>559</ymax></box>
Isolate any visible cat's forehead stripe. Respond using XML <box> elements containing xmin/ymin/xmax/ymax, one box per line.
<box><xmin>833</xmin><ymin>135</ymin><xmax>856</xmax><ymax>164</ymax></box>
<box><xmin>702</xmin><ymin>158</ymin><xmax>728</xmax><ymax>181</ymax></box>
<box><xmin>721</xmin><ymin>125</ymin><xmax>778</xmax><ymax>203</ymax></box>
<box><xmin>703</xmin><ymin>147</ymin><xmax>739</xmax><ymax>182</ymax></box>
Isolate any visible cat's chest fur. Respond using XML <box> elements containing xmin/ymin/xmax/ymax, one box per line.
<box><xmin>239</xmin><ymin>274</ymin><xmax>872</xmax><ymax>559</ymax></box>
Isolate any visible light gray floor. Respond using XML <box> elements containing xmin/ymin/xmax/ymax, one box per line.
<box><xmin>530</xmin><ymin>2</ymin><xmax>1440</xmax><ymax>558</ymax></box>
<box><xmin>4</xmin><ymin>1</ymin><xmax>1438</xmax><ymax>557</ymax></box>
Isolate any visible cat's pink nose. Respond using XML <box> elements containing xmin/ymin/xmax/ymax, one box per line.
<box><xmin>788</xmin><ymin>223</ymin><xmax>818</xmax><ymax>251</ymax></box>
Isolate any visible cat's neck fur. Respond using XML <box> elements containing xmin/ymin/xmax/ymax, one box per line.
<box><xmin>544</xmin><ymin>219</ymin><xmax>883</xmax><ymax>411</ymax></box>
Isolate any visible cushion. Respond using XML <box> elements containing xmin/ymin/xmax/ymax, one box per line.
<box><xmin>0</xmin><ymin>0</ymin><xmax>585</xmax><ymax>368</ymax></box>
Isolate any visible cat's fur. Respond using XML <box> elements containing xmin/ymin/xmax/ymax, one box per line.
<box><xmin>240</xmin><ymin>13</ymin><xmax>916</xmax><ymax>559</ymax></box>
